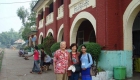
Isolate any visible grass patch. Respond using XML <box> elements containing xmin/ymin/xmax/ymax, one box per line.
<box><xmin>0</xmin><ymin>49</ymin><xmax>4</xmax><ymax>71</ymax></box>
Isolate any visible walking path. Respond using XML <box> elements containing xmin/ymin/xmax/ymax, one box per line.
<box><xmin>0</xmin><ymin>49</ymin><xmax>56</xmax><ymax>80</ymax></box>
<box><xmin>0</xmin><ymin>49</ymin><xmax>140</xmax><ymax>80</ymax></box>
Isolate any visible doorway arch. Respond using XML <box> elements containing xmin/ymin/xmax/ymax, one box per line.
<box><xmin>123</xmin><ymin>0</ymin><xmax>140</xmax><ymax>50</ymax></box>
<box><xmin>70</xmin><ymin>11</ymin><xmax>96</xmax><ymax>45</ymax></box>
<box><xmin>57</xmin><ymin>24</ymin><xmax>64</xmax><ymax>42</ymax></box>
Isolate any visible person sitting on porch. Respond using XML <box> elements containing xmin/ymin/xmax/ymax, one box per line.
<box><xmin>19</xmin><ymin>48</ymin><xmax>24</xmax><ymax>57</ymax></box>
<box><xmin>42</xmin><ymin>54</ymin><xmax>52</xmax><ymax>71</ymax></box>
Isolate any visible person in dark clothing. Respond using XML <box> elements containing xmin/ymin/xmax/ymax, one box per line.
<box><xmin>40</xmin><ymin>48</ymin><xmax>46</xmax><ymax>70</ymax></box>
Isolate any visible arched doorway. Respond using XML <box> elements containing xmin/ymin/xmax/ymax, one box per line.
<box><xmin>132</xmin><ymin>11</ymin><xmax>140</xmax><ymax>77</ymax></box>
<box><xmin>57</xmin><ymin>24</ymin><xmax>64</xmax><ymax>42</ymax></box>
<box><xmin>41</xmin><ymin>35</ymin><xmax>43</xmax><ymax>44</ymax></box>
<box><xmin>48</xmin><ymin>32</ymin><xmax>53</xmax><ymax>37</ymax></box>
<box><xmin>76</xmin><ymin>20</ymin><xmax>96</xmax><ymax>46</ymax></box>
<box><xmin>123</xmin><ymin>0</ymin><xmax>140</xmax><ymax>77</ymax></box>
<box><xmin>70</xmin><ymin>11</ymin><xmax>96</xmax><ymax>45</ymax></box>
<box><xmin>38</xmin><ymin>32</ymin><xmax>43</xmax><ymax>44</ymax></box>
<box><xmin>47</xmin><ymin>29</ymin><xmax>54</xmax><ymax>37</ymax></box>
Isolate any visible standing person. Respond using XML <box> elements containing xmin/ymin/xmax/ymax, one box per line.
<box><xmin>68</xmin><ymin>43</ymin><xmax>81</xmax><ymax>80</ymax></box>
<box><xmin>80</xmin><ymin>45</ymin><xmax>93</xmax><ymax>80</ymax></box>
<box><xmin>53</xmin><ymin>41</ymin><xmax>69</xmax><ymax>80</ymax></box>
<box><xmin>27</xmin><ymin>46</ymin><xmax>42</xmax><ymax>74</ymax></box>
<box><xmin>40</xmin><ymin>48</ymin><xmax>46</xmax><ymax>68</ymax></box>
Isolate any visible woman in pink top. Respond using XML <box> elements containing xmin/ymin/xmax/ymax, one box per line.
<box><xmin>27</xmin><ymin>46</ymin><xmax>42</xmax><ymax>74</ymax></box>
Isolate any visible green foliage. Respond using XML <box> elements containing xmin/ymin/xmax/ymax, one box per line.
<box><xmin>22</xmin><ymin>26</ymin><xmax>32</xmax><ymax>40</ymax></box>
<box><xmin>0</xmin><ymin>49</ymin><xmax>4</xmax><ymax>71</ymax></box>
<box><xmin>17</xmin><ymin>6</ymin><xmax>29</xmax><ymax>26</ymax></box>
<box><xmin>50</xmin><ymin>42</ymin><xmax>60</xmax><ymax>53</ymax></box>
<box><xmin>42</xmin><ymin>36</ymin><xmax>55</xmax><ymax>56</ymax></box>
<box><xmin>78</xmin><ymin>42</ymin><xmax>101</xmax><ymax>66</ymax></box>
<box><xmin>0</xmin><ymin>28</ymin><xmax>20</xmax><ymax>47</ymax></box>
<box><xmin>24</xmin><ymin>46</ymin><xmax>31</xmax><ymax>50</ymax></box>
<box><xmin>97</xmin><ymin>67</ymin><xmax>105</xmax><ymax>72</ymax></box>
<box><xmin>37</xmin><ymin>44</ymin><xmax>43</xmax><ymax>50</ymax></box>
<box><xmin>17</xmin><ymin>1</ymin><xmax>36</xmax><ymax>40</ymax></box>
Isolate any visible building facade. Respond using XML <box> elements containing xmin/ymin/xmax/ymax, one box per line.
<box><xmin>33</xmin><ymin>0</ymin><xmax>140</xmax><ymax>78</ymax></box>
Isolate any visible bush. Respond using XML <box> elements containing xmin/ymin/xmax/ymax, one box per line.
<box><xmin>24</xmin><ymin>46</ymin><xmax>30</xmax><ymax>50</ymax></box>
<box><xmin>42</xmin><ymin>36</ymin><xmax>55</xmax><ymax>56</ymax></box>
<box><xmin>24</xmin><ymin>46</ymin><xmax>31</xmax><ymax>52</ymax></box>
<box><xmin>78</xmin><ymin>42</ymin><xmax>101</xmax><ymax>67</ymax></box>
<box><xmin>37</xmin><ymin>44</ymin><xmax>43</xmax><ymax>50</ymax></box>
<box><xmin>51</xmin><ymin>42</ymin><xmax>60</xmax><ymax>53</ymax></box>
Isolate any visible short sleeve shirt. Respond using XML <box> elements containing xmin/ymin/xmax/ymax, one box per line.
<box><xmin>53</xmin><ymin>49</ymin><xmax>69</xmax><ymax>74</ymax></box>
<box><xmin>34</xmin><ymin>50</ymin><xmax>39</xmax><ymax>60</ymax></box>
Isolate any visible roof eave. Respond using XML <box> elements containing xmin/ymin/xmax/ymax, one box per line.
<box><xmin>32</xmin><ymin>0</ymin><xmax>44</xmax><ymax>12</ymax></box>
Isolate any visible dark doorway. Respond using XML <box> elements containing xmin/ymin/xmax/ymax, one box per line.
<box><xmin>132</xmin><ymin>11</ymin><xmax>140</xmax><ymax>76</ymax></box>
<box><xmin>76</xmin><ymin>20</ymin><xmax>96</xmax><ymax>46</ymax></box>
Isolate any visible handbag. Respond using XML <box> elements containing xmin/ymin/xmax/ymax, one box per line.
<box><xmin>70</xmin><ymin>52</ymin><xmax>81</xmax><ymax>72</ymax></box>
<box><xmin>87</xmin><ymin>54</ymin><xmax>98</xmax><ymax>76</ymax></box>
<box><xmin>73</xmin><ymin>64</ymin><xmax>81</xmax><ymax>72</ymax></box>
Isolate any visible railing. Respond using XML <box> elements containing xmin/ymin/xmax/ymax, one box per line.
<box><xmin>69</xmin><ymin>0</ymin><xmax>96</xmax><ymax>17</ymax></box>
<box><xmin>70</xmin><ymin>0</ymin><xmax>80</xmax><ymax>4</ymax></box>
<box><xmin>57</xmin><ymin>5</ymin><xmax>64</xmax><ymax>20</ymax></box>
<box><xmin>46</xmin><ymin>12</ymin><xmax>54</xmax><ymax>25</ymax></box>
<box><xmin>39</xmin><ymin>19</ymin><xmax>44</xmax><ymax>29</ymax></box>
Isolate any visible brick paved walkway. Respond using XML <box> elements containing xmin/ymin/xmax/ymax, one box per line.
<box><xmin>0</xmin><ymin>49</ymin><xmax>56</xmax><ymax>80</ymax></box>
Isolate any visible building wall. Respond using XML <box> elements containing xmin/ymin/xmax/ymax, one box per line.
<box><xmin>36</xmin><ymin>0</ymin><xmax>133</xmax><ymax>50</ymax></box>
<box><xmin>35</xmin><ymin>0</ymin><xmax>137</xmax><ymax>78</ymax></box>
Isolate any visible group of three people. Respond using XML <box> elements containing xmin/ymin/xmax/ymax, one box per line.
<box><xmin>53</xmin><ymin>41</ymin><xmax>93</xmax><ymax>80</ymax></box>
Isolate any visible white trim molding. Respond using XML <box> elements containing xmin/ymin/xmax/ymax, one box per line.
<box><xmin>46</xmin><ymin>28</ymin><xmax>54</xmax><ymax>36</ymax></box>
<box><xmin>69</xmin><ymin>0</ymin><xmax>96</xmax><ymax>18</ymax></box>
<box><xmin>70</xmin><ymin>11</ymin><xmax>96</xmax><ymax>45</ymax></box>
<box><xmin>46</xmin><ymin>12</ymin><xmax>54</xmax><ymax>26</ymax></box>
<box><xmin>57</xmin><ymin>24</ymin><xmax>64</xmax><ymax>42</ymax></box>
<box><xmin>53</xmin><ymin>0</ymin><xmax>56</xmax><ymax>2</ymax></box>
<box><xmin>123</xmin><ymin>0</ymin><xmax>140</xmax><ymax>51</ymax></box>
<box><xmin>38</xmin><ymin>19</ymin><xmax>44</xmax><ymax>29</ymax></box>
<box><xmin>38</xmin><ymin>32</ymin><xmax>43</xmax><ymax>44</ymax></box>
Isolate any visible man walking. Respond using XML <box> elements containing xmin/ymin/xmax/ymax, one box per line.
<box><xmin>53</xmin><ymin>41</ymin><xmax>69</xmax><ymax>80</ymax></box>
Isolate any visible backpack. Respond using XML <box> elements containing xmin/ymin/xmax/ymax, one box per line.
<box><xmin>87</xmin><ymin>54</ymin><xmax>98</xmax><ymax>76</ymax></box>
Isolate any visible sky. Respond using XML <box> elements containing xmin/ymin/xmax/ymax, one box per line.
<box><xmin>0</xmin><ymin>0</ymin><xmax>32</xmax><ymax>33</ymax></box>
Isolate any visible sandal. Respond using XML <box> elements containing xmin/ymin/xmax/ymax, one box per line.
<box><xmin>30</xmin><ymin>71</ymin><xmax>33</xmax><ymax>74</ymax></box>
<box><xmin>38</xmin><ymin>72</ymin><xmax>42</xmax><ymax>74</ymax></box>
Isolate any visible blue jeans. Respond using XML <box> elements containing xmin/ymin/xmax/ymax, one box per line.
<box><xmin>32</xmin><ymin>60</ymin><xmax>41</xmax><ymax>72</ymax></box>
<box><xmin>69</xmin><ymin>72</ymin><xmax>79</xmax><ymax>80</ymax></box>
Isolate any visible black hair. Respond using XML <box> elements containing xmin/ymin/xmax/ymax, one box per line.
<box><xmin>41</xmin><ymin>47</ymin><xmax>44</xmax><ymax>50</ymax></box>
<box><xmin>70</xmin><ymin>43</ymin><xmax>78</xmax><ymax>51</ymax></box>
<box><xmin>81</xmin><ymin>44</ymin><xmax>86</xmax><ymax>49</ymax></box>
<box><xmin>34</xmin><ymin>46</ymin><xmax>38</xmax><ymax>50</ymax></box>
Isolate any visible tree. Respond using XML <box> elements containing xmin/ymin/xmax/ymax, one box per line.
<box><xmin>0</xmin><ymin>28</ymin><xmax>20</xmax><ymax>47</ymax></box>
<box><xmin>17</xmin><ymin>1</ymin><xmax>36</xmax><ymax>40</ymax></box>
<box><xmin>17</xmin><ymin>6</ymin><xmax>29</xmax><ymax>26</ymax></box>
<box><xmin>22</xmin><ymin>26</ymin><xmax>31</xmax><ymax>40</ymax></box>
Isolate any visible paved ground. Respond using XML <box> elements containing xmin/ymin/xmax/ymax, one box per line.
<box><xmin>0</xmin><ymin>49</ymin><xmax>140</xmax><ymax>80</ymax></box>
<box><xmin>0</xmin><ymin>49</ymin><xmax>56</xmax><ymax>80</ymax></box>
